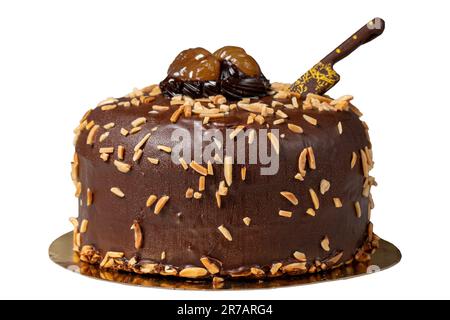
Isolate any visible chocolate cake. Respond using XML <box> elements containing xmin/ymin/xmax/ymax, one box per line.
<box><xmin>69</xmin><ymin>19</ymin><xmax>385</xmax><ymax>281</ymax></box>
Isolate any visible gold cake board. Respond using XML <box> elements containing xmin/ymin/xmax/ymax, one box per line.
<box><xmin>49</xmin><ymin>232</ymin><xmax>401</xmax><ymax>290</ymax></box>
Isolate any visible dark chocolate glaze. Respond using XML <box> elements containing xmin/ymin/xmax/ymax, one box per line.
<box><xmin>75</xmin><ymin>93</ymin><xmax>372</xmax><ymax>276</ymax></box>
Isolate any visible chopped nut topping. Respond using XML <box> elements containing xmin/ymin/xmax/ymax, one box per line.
<box><xmin>99</xmin><ymin>147</ymin><xmax>114</xmax><ymax>154</ymax></box>
<box><xmin>185</xmin><ymin>188</ymin><xmax>194</xmax><ymax>199</ymax></box>
<box><xmin>152</xmin><ymin>105</ymin><xmax>169</xmax><ymax>111</ymax></box>
<box><xmin>292</xmin><ymin>96</ymin><xmax>299</xmax><ymax>108</ymax></box>
<box><xmin>154</xmin><ymin>195</ymin><xmax>169</xmax><ymax>214</ymax></box>
<box><xmin>218</xmin><ymin>225</ymin><xmax>233</xmax><ymax>241</ymax></box>
<box><xmin>198</xmin><ymin>176</ymin><xmax>205</xmax><ymax>192</ymax></box>
<box><xmin>306</xmin><ymin>208</ymin><xmax>316</xmax><ymax>217</ymax></box>
<box><xmin>100</xmin><ymin>153</ymin><xmax>109</xmax><ymax>162</ymax></box>
<box><xmin>288</xmin><ymin>123</ymin><xmax>303</xmax><ymax>134</ymax></box>
<box><xmin>273</xmin><ymin>119</ymin><xmax>285</xmax><ymax>125</ymax></box>
<box><xmin>303</xmin><ymin>114</ymin><xmax>318</xmax><ymax>126</ymax></box>
<box><xmin>75</xmin><ymin>182</ymin><xmax>82</xmax><ymax>198</ymax></box>
<box><xmin>179</xmin><ymin>158</ymin><xmax>189</xmax><ymax>170</ymax></box>
<box><xmin>298</xmin><ymin>148</ymin><xmax>308</xmax><ymax>176</ymax></box>
<box><xmin>280</xmin><ymin>191</ymin><xmax>299</xmax><ymax>205</ymax></box>
<box><xmin>161</xmin><ymin>251</ymin><xmax>166</xmax><ymax>260</ymax></box>
<box><xmin>147</xmin><ymin>157</ymin><xmax>159</xmax><ymax>165</ymax></box>
<box><xmin>97</xmin><ymin>97</ymin><xmax>118</xmax><ymax>107</ymax></box>
<box><xmin>117</xmin><ymin>145</ymin><xmax>125</xmax><ymax>160</ymax></box>
<box><xmin>307</xmin><ymin>147</ymin><xmax>316</xmax><ymax>170</ymax></box>
<box><xmin>110</xmin><ymin>187</ymin><xmax>125</xmax><ymax>198</ymax></box>
<box><xmin>320</xmin><ymin>179</ymin><xmax>331</xmax><ymax>195</ymax></box>
<box><xmin>130</xmin><ymin>126</ymin><xmax>142</xmax><ymax>135</ymax></box>
<box><xmin>321</xmin><ymin>236</ymin><xmax>330</xmax><ymax>251</ymax></box>
<box><xmin>282</xmin><ymin>262</ymin><xmax>307</xmax><ymax>273</ymax></box>
<box><xmin>120</xmin><ymin>128</ymin><xmax>129</xmax><ymax>136</ymax></box>
<box><xmin>251</xmin><ymin>267</ymin><xmax>265</xmax><ymax>276</ymax></box>
<box><xmin>134</xmin><ymin>133</ymin><xmax>151</xmax><ymax>152</ymax></box>
<box><xmin>294</xmin><ymin>173</ymin><xmax>304</xmax><ymax>181</ymax></box>
<box><xmin>224</xmin><ymin>156</ymin><xmax>233</xmax><ymax>186</ymax></box>
<box><xmin>270</xmin><ymin>263</ymin><xmax>283</xmax><ymax>275</ymax></box>
<box><xmin>276</xmin><ymin>110</ymin><xmax>288</xmax><ymax>119</ymax></box>
<box><xmin>243</xmin><ymin>217</ymin><xmax>251</xmax><ymax>226</ymax></box>
<box><xmin>354</xmin><ymin>201</ymin><xmax>362</xmax><ymax>218</ymax></box>
<box><xmin>157</xmin><ymin>145</ymin><xmax>172</xmax><ymax>153</ymax></box>
<box><xmin>360</xmin><ymin>149</ymin><xmax>369</xmax><ymax>177</ymax></box>
<box><xmin>114</xmin><ymin>160</ymin><xmax>131</xmax><ymax>173</ymax></box>
<box><xmin>207</xmin><ymin>161</ymin><xmax>214</xmax><ymax>175</ymax></box>
<box><xmin>86</xmin><ymin>125</ymin><xmax>100</xmax><ymax>145</ymax></box>
<box><xmin>351</xmin><ymin>152</ymin><xmax>357</xmax><ymax>169</ymax></box>
<box><xmin>190</xmin><ymin>161</ymin><xmax>208</xmax><ymax>176</ymax></box>
<box><xmin>293</xmin><ymin>251</ymin><xmax>307</xmax><ymax>262</ymax></box>
<box><xmin>218</xmin><ymin>181</ymin><xmax>228</xmax><ymax>196</ymax></box>
<box><xmin>85</xmin><ymin>120</ymin><xmax>95</xmax><ymax>131</ymax></box>
<box><xmin>229</xmin><ymin>125</ymin><xmax>245</xmax><ymax>140</ymax></box>
<box><xmin>103</xmin><ymin>122</ymin><xmax>115</xmax><ymax>130</ymax></box>
<box><xmin>179</xmin><ymin>267</ymin><xmax>208</xmax><ymax>278</ymax></box>
<box><xmin>146</xmin><ymin>194</ymin><xmax>157</xmax><ymax>207</ymax></box>
<box><xmin>80</xmin><ymin>219</ymin><xmax>88</xmax><ymax>233</ymax></box>
<box><xmin>279</xmin><ymin>210</ymin><xmax>293</xmax><ymax>218</ymax></box>
<box><xmin>241</xmin><ymin>166</ymin><xmax>247</xmax><ymax>181</ymax></box>
<box><xmin>133</xmin><ymin>149</ymin><xmax>143</xmax><ymax>162</ymax></box>
<box><xmin>170</xmin><ymin>105</ymin><xmax>184</xmax><ymax>123</ymax></box>
<box><xmin>333</xmin><ymin>197</ymin><xmax>343</xmax><ymax>208</ymax></box>
<box><xmin>131</xmin><ymin>117</ymin><xmax>147</xmax><ymax>128</ymax></box>
<box><xmin>254</xmin><ymin>115</ymin><xmax>265</xmax><ymax>125</ymax></box>
<box><xmin>100</xmin><ymin>104</ymin><xmax>117</xmax><ymax>111</ymax></box>
<box><xmin>130</xmin><ymin>97</ymin><xmax>140</xmax><ymax>107</ymax></box>
<box><xmin>194</xmin><ymin>192</ymin><xmax>202</xmax><ymax>199</ymax></box>
<box><xmin>86</xmin><ymin>189</ymin><xmax>93</xmax><ymax>206</ymax></box>
<box><xmin>200</xmin><ymin>257</ymin><xmax>220</xmax><ymax>274</ymax></box>
<box><xmin>99</xmin><ymin>132</ymin><xmax>110</xmax><ymax>142</ymax></box>
<box><xmin>337</xmin><ymin>121</ymin><xmax>343</xmax><ymax>135</ymax></box>
<box><xmin>130</xmin><ymin>221</ymin><xmax>142</xmax><ymax>249</ymax></box>
<box><xmin>215</xmin><ymin>191</ymin><xmax>221</xmax><ymax>208</ymax></box>
<box><xmin>247</xmin><ymin>115</ymin><xmax>254</xmax><ymax>124</ymax></box>
<box><xmin>267</xmin><ymin>132</ymin><xmax>280</xmax><ymax>154</ymax></box>
<box><xmin>149</xmin><ymin>86</ymin><xmax>161</xmax><ymax>96</ymax></box>
<box><xmin>309</xmin><ymin>188</ymin><xmax>320</xmax><ymax>210</ymax></box>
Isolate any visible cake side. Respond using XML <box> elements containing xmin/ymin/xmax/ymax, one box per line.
<box><xmin>69</xmin><ymin>84</ymin><xmax>379</xmax><ymax>280</ymax></box>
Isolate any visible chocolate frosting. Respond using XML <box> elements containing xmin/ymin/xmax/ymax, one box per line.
<box><xmin>74</xmin><ymin>91</ymin><xmax>374</xmax><ymax>276</ymax></box>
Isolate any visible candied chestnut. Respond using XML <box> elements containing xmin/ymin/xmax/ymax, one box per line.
<box><xmin>213</xmin><ymin>46</ymin><xmax>261</xmax><ymax>77</ymax></box>
<box><xmin>167</xmin><ymin>47</ymin><xmax>220</xmax><ymax>81</ymax></box>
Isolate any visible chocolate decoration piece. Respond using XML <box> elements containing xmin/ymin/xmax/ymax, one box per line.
<box><xmin>290</xmin><ymin>17</ymin><xmax>385</xmax><ymax>97</ymax></box>
<box><xmin>160</xmin><ymin>46</ymin><xmax>270</xmax><ymax>99</ymax></box>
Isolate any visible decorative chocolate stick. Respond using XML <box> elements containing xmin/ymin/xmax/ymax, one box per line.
<box><xmin>290</xmin><ymin>17</ymin><xmax>385</xmax><ymax>98</ymax></box>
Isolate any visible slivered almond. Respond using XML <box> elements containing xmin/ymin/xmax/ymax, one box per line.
<box><xmin>99</xmin><ymin>147</ymin><xmax>114</xmax><ymax>154</ymax></box>
<box><xmin>254</xmin><ymin>115</ymin><xmax>265</xmax><ymax>125</ymax></box>
<box><xmin>185</xmin><ymin>188</ymin><xmax>194</xmax><ymax>199</ymax></box>
<box><xmin>306</xmin><ymin>208</ymin><xmax>316</xmax><ymax>217</ymax></box>
<box><xmin>337</xmin><ymin>121</ymin><xmax>343</xmax><ymax>135</ymax></box>
<box><xmin>131</xmin><ymin>117</ymin><xmax>146</xmax><ymax>128</ymax></box>
<box><xmin>270</xmin><ymin>263</ymin><xmax>283</xmax><ymax>275</ymax></box>
<box><xmin>69</xmin><ymin>217</ymin><xmax>78</xmax><ymax>228</ymax></box>
<box><xmin>184</xmin><ymin>104</ymin><xmax>192</xmax><ymax>117</ymax></box>
<box><xmin>129</xmin><ymin>126</ymin><xmax>142</xmax><ymax>135</ymax></box>
<box><xmin>309</xmin><ymin>188</ymin><xmax>320</xmax><ymax>209</ymax></box>
<box><xmin>294</xmin><ymin>173</ymin><xmax>304</xmax><ymax>181</ymax></box>
<box><xmin>229</xmin><ymin>125</ymin><xmax>245</xmax><ymax>139</ymax></box>
<box><xmin>276</xmin><ymin>110</ymin><xmax>288</xmax><ymax>119</ymax></box>
<box><xmin>351</xmin><ymin>152</ymin><xmax>357</xmax><ymax>169</ymax></box>
<box><xmin>157</xmin><ymin>145</ymin><xmax>172</xmax><ymax>153</ymax></box>
<box><xmin>224</xmin><ymin>156</ymin><xmax>233</xmax><ymax>186</ymax></box>
<box><xmin>307</xmin><ymin>147</ymin><xmax>316</xmax><ymax>170</ymax></box>
<box><xmin>86</xmin><ymin>189</ymin><xmax>93</xmax><ymax>206</ymax></box>
<box><xmin>303</xmin><ymin>114</ymin><xmax>317</xmax><ymax>126</ymax></box>
<box><xmin>134</xmin><ymin>133</ymin><xmax>151</xmax><ymax>152</ymax></box>
<box><xmin>133</xmin><ymin>149</ymin><xmax>143</xmax><ymax>161</ymax></box>
<box><xmin>146</xmin><ymin>194</ymin><xmax>157</xmax><ymax>207</ymax></box>
<box><xmin>360</xmin><ymin>149</ymin><xmax>369</xmax><ymax>177</ymax></box>
<box><xmin>292</xmin><ymin>96</ymin><xmax>299</xmax><ymax>108</ymax></box>
<box><xmin>293</xmin><ymin>251</ymin><xmax>307</xmax><ymax>262</ymax></box>
<box><xmin>321</xmin><ymin>236</ymin><xmax>330</xmax><ymax>251</ymax></box>
<box><xmin>241</xmin><ymin>166</ymin><xmax>247</xmax><ymax>181</ymax></box>
<box><xmin>101</xmin><ymin>104</ymin><xmax>117</xmax><ymax>111</ymax></box>
<box><xmin>179</xmin><ymin>267</ymin><xmax>208</xmax><ymax>278</ymax></box>
<box><xmin>333</xmin><ymin>197</ymin><xmax>343</xmax><ymax>208</ymax></box>
<box><xmin>75</xmin><ymin>182</ymin><xmax>82</xmax><ymax>198</ymax></box>
<box><xmin>355</xmin><ymin>201</ymin><xmax>362</xmax><ymax>218</ymax></box>
<box><xmin>118</xmin><ymin>145</ymin><xmax>125</xmax><ymax>160</ymax></box>
<box><xmin>97</xmin><ymin>97</ymin><xmax>118</xmax><ymax>107</ymax></box>
<box><xmin>298</xmin><ymin>148</ymin><xmax>308</xmax><ymax>176</ymax></box>
<box><xmin>199</xmin><ymin>176</ymin><xmax>205</xmax><ymax>191</ymax></box>
<box><xmin>273</xmin><ymin>119</ymin><xmax>285</xmax><ymax>125</ymax></box>
<box><xmin>288</xmin><ymin>123</ymin><xmax>303</xmax><ymax>133</ymax></box>
<box><xmin>280</xmin><ymin>191</ymin><xmax>298</xmax><ymax>205</ymax></box>
<box><xmin>215</xmin><ymin>191</ymin><xmax>221</xmax><ymax>208</ymax></box>
<box><xmin>170</xmin><ymin>105</ymin><xmax>184</xmax><ymax>123</ymax></box>
<box><xmin>99</xmin><ymin>132</ymin><xmax>110</xmax><ymax>142</ymax></box>
<box><xmin>131</xmin><ymin>221</ymin><xmax>142</xmax><ymax>249</ymax></box>
<box><xmin>243</xmin><ymin>217</ymin><xmax>251</xmax><ymax>226</ymax></box>
<box><xmin>194</xmin><ymin>192</ymin><xmax>202</xmax><ymax>199</ymax></box>
<box><xmin>179</xmin><ymin>158</ymin><xmax>189</xmax><ymax>170</ymax></box>
<box><xmin>86</xmin><ymin>125</ymin><xmax>100</xmax><ymax>145</ymax></box>
<box><xmin>200</xmin><ymin>257</ymin><xmax>220</xmax><ymax>274</ymax></box>
<box><xmin>218</xmin><ymin>181</ymin><xmax>228</xmax><ymax>196</ymax></box>
<box><xmin>103</xmin><ymin>122</ymin><xmax>115</xmax><ymax>130</ymax></box>
<box><xmin>120</xmin><ymin>128</ymin><xmax>129</xmax><ymax>136</ymax></box>
<box><xmin>152</xmin><ymin>105</ymin><xmax>169</xmax><ymax>111</ymax></box>
<box><xmin>80</xmin><ymin>219</ymin><xmax>89</xmax><ymax>233</ymax></box>
<box><xmin>147</xmin><ymin>157</ymin><xmax>159</xmax><ymax>165</ymax></box>
<box><xmin>218</xmin><ymin>225</ymin><xmax>232</xmax><ymax>241</ymax></box>
<box><xmin>114</xmin><ymin>160</ymin><xmax>131</xmax><ymax>173</ymax></box>
<box><xmin>279</xmin><ymin>210</ymin><xmax>292</xmax><ymax>218</ymax></box>
<box><xmin>267</xmin><ymin>132</ymin><xmax>280</xmax><ymax>154</ymax></box>
<box><xmin>154</xmin><ymin>196</ymin><xmax>169</xmax><ymax>214</ymax></box>
<box><xmin>110</xmin><ymin>187</ymin><xmax>125</xmax><ymax>198</ymax></box>
<box><xmin>207</xmin><ymin>161</ymin><xmax>214</xmax><ymax>175</ymax></box>
<box><xmin>282</xmin><ymin>262</ymin><xmax>307</xmax><ymax>273</ymax></box>
<box><xmin>247</xmin><ymin>115</ymin><xmax>254</xmax><ymax>124</ymax></box>
<box><xmin>100</xmin><ymin>153</ymin><xmax>109</xmax><ymax>161</ymax></box>
<box><xmin>190</xmin><ymin>161</ymin><xmax>208</xmax><ymax>176</ymax></box>
<box><xmin>320</xmin><ymin>179</ymin><xmax>330</xmax><ymax>195</ymax></box>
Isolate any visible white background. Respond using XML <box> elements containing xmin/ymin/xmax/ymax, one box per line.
<box><xmin>0</xmin><ymin>0</ymin><xmax>448</xmax><ymax>299</ymax></box>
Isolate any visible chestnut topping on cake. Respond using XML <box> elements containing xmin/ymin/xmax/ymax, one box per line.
<box><xmin>160</xmin><ymin>46</ymin><xmax>270</xmax><ymax>99</ymax></box>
